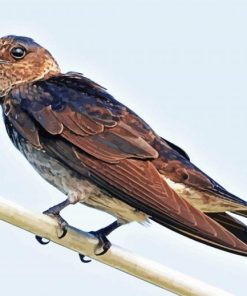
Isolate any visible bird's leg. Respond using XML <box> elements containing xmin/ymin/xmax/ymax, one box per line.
<box><xmin>35</xmin><ymin>192</ymin><xmax>79</xmax><ymax>244</ymax></box>
<box><xmin>79</xmin><ymin>220</ymin><xmax>123</xmax><ymax>263</ymax></box>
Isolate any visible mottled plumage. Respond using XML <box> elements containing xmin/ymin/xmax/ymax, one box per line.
<box><xmin>1</xmin><ymin>35</ymin><xmax>247</xmax><ymax>256</ymax></box>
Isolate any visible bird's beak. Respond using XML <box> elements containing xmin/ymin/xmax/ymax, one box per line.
<box><xmin>0</xmin><ymin>59</ymin><xmax>10</xmax><ymax>64</ymax></box>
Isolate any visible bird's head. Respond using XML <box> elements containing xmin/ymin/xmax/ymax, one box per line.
<box><xmin>0</xmin><ymin>35</ymin><xmax>61</xmax><ymax>97</ymax></box>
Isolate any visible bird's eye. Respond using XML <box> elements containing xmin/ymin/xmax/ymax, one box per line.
<box><xmin>10</xmin><ymin>47</ymin><xmax>26</xmax><ymax>59</ymax></box>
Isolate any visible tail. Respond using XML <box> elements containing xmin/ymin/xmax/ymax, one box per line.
<box><xmin>152</xmin><ymin>212</ymin><xmax>247</xmax><ymax>257</ymax></box>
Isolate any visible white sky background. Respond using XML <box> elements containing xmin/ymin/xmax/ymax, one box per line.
<box><xmin>0</xmin><ymin>0</ymin><xmax>247</xmax><ymax>295</ymax></box>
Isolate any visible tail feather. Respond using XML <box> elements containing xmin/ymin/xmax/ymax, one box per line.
<box><xmin>206</xmin><ymin>212</ymin><xmax>247</xmax><ymax>244</ymax></box>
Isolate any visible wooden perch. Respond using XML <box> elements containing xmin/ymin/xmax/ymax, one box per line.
<box><xmin>0</xmin><ymin>196</ymin><xmax>233</xmax><ymax>296</ymax></box>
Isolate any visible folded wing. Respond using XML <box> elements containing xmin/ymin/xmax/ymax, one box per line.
<box><xmin>7</xmin><ymin>73</ymin><xmax>247</xmax><ymax>256</ymax></box>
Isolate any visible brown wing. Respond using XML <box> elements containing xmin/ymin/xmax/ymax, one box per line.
<box><xmin>7</xmin><ymin>73</ymin><xmax>247</xmax><ymax>255</ymax></box>
<box><xmin>43</xmin><ymin>138</ymin><xmax>247</xmax><ymax>256</ymax></box>
<box><xmin>151</xmin><ymin>137</ymin><xmax>247</xmax><ymax>207</ymax></box>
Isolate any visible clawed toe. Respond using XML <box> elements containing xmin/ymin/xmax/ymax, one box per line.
<box><xmin>35</xmin><ymin>235</ymin><xmax>50</xmax><ymax>245</ymax></box>
<box><xmin>78</xmin><ymin>221</ymin><xmax>121</xmax><ymax>263</ymax></box>
<box><xmin>79</xmin><ymin>254</ymin><xmax>92</xmax><ymax>263</ymax></box>
<box><xmin>78</xmin><ymin>231</ymin><xmax>112</xmax><ymax>264</ymax></box>
<box><xmin>35</xmin><ymin>211</ymin><xmax>68</xmax><ymax>245</ymax></box>
<box><xmin>90</xmin><ymin>231</ymin><xmax>112</xmax><ymax>256</ymax></box>
<box><xmin>43</xmin><ymin>211</ymin><xmax>68</xmax><ymax>238</ymax></box>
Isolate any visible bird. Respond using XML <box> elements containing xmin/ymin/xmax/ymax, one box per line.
<box><xmin>1</xmin><ymin>35</ymin><xmax>247</xmax><ymax>261</ymax></box>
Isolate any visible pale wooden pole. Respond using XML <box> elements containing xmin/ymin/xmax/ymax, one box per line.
<box><xmin>0</xmin><ymin>196</ymin><xmax>233</xmax><ymax>296</ymax></box>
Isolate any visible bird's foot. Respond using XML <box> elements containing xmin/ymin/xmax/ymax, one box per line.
<box><xmin>78</xmin><ymin>231</ymin><xmax>111</xmax><ymax>263</ymax></box>
<box><xmin>44</xmin><ymin>210</ymin><xmax>68</xmax><ymax>239</ymax></box>
<box><xmin>35</xmin><ymin>211</ymin><xmax>68</xmax><ymax>245</ymax></box>
<box><xmin>35</xmin><ymin>194</ymin><xmax>79</xmax><ymax>246</ymax></box>
<box><xmin>35</xmin><ymin>197</ymin><xmax>74</xmax><ymax>245</ymax></box>
<box><xmin>78</xmin><ymin>221</ymin><xmax>122</xmax><ymax>263</ymax></box>
<box><xmin>91</xmin><ymin>229</ymin><xmax>112</xmax><ymax>255</ymax></box>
